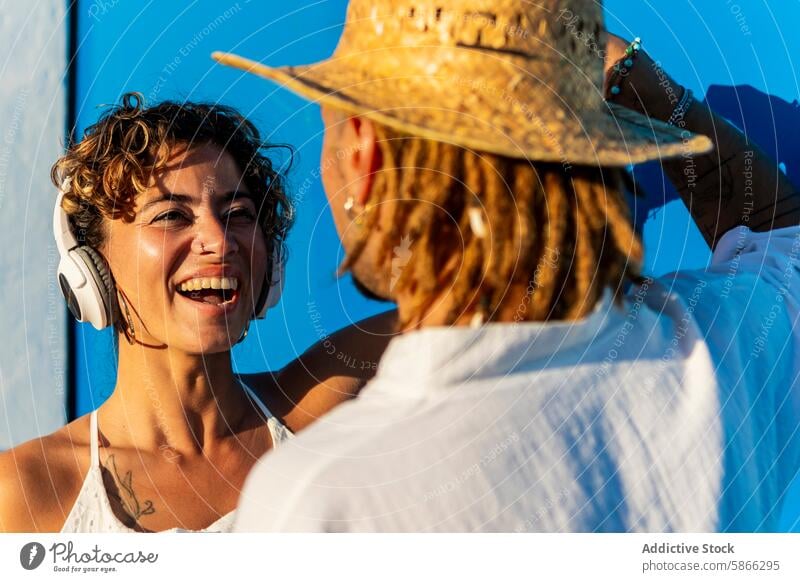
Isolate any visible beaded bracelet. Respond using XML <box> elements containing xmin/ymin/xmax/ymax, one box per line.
<box><xmin>608</xmin><ymin>37</ymin><xmax>642</xmax><ymax>97</ymax></box>
<box><xmin>667</xmin><ymin>88</ymin><xmax>694</xmax><ymax>126</ymax></box>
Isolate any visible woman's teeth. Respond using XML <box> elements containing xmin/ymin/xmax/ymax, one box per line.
<box><xmin>177</xmin><ymin>276</ymin><xmax>239</xmax><ymax>292</ymax></box>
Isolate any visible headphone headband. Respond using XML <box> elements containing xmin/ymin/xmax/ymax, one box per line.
<box><xmin>53</xmin><ymin>190</ymin><xmax>80</xmax><ymax>256</ymax></box>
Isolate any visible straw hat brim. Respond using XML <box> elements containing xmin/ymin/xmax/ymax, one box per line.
<box><xmin>212</xmin><ymin>51</ymin><xmax>713</xmax><ymax>167</ymax></box>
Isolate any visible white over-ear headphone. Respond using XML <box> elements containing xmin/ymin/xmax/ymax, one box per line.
<box><xmin>53</xmin><ymin>189</ymin><xmax>116</xmax><ymax>330</ymax></box>
<box><xmin>258</xmin><ymin>245</ymin><xmax>285</xmax><ymax>317</ymax></box>
<box><xmin>53</xmin><ymin>187</ymin><xmax>284</xmax><ymax>330</ymax></box>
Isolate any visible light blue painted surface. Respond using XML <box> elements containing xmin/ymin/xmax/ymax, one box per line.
<box><xmin>72</xmin><ymin>0</ymin><xmax>800</xmax><ymax>530</ymax></box>
<box><xmin>0</xmin><ymin>1</ymin><xmax>68</xmax><ymax>449</ymax></box>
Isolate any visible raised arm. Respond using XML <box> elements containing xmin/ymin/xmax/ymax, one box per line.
<box><xmin>604</xmin><ymin>33</ymin><xmax>799</xmax><ymax>248</ymax></box>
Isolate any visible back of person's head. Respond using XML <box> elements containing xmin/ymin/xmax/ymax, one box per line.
<box><xmin>341</xmin><ymin>121</ymin><xmax>643</xmax><ymax>328</ymax></box>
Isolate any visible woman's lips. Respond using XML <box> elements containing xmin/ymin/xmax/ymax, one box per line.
<box><xmin>175</xmin><ymin>287</ymin><xmax>242</xmax><ymax>317</ymax></box>
<box><xmin>172</xmin><ymin>269</ymin><xmax>247</xmax><ymax>318</ymax></box>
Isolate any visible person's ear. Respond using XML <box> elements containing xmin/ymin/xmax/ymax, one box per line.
<box><xmin>341</xmin><ymin>116</ymin><xmax>382</xmax><ymax>206</ymax></box>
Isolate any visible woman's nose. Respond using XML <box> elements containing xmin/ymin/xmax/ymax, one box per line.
<box><xmin>192</xmin><ymin>214</ymin><xmax>239</xmax><ymax>256</ymax></box>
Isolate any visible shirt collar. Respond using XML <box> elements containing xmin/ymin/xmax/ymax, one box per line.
<box><xmin>371</xmin><ymin>289</ymin><xmax>620</xmax><ymax>393</ymax></box>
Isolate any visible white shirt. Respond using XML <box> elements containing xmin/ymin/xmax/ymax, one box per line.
<box><xmin>235</xmin><ymin>225</ymin><xmax>800</xmax><ymax>532</ymax></box>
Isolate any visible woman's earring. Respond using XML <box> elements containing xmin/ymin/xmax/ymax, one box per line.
<box><xmin>118</xmin><ymin>291</ymin><xmax>136</xmax><ymax>344</ymax></box>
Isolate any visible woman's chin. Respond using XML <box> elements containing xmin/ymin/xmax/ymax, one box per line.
<box><xmin>173</xmin><ymin>328</ymin><xmax>247</xmax><ymax>354</ymax></box>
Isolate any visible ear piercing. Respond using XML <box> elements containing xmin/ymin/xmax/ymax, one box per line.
<box><xmin>344</xmin><ymin>195</ymin><xmax>372</xmax><ymax>226</ymax></box>
<box><xmin>344</xmin><ymin>196</ymin><xmax>364</xmax><ymax>219</ymax></box>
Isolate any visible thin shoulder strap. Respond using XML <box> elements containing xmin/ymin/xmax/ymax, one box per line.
<box><xmin>89</xmin><ymin>410</ymin><xmax>100</xmax><ymax>467</ymax></box>
<box><xmin>237</xmin><ymin>377</ymin><xmax>276</xmax><ymax>420</ymax></box>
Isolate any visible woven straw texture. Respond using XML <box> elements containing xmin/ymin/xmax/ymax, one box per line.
<box><xmin>213</xmin><ymin>0</ymin><xmax>712</xmax><ymax>166</ymax></box>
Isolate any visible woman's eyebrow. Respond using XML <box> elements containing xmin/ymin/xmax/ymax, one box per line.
<box><xmin>139</xmin><ymin>193</ymin><xmax>194</xmax><ymax>213</ymax></box>
<box><xmin>220</xmin><ymin>190</ymin><xmax>255</xmax><ymax>204</ymax></box>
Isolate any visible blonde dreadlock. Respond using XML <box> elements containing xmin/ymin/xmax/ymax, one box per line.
<box><xmin>341</xmin><ymin>123</ymin><xmax>643</xmax><ymax>328</ymax></box>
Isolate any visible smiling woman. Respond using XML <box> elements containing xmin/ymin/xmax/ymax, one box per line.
<box><xmin>0</xmin><ymin>93</ymin><xmax>397</xmax><ymax>533</ymax></box>
<box><xmin>53</xmin><ymin>92</ymin><xmax>293</xmax><ymax>350</ymax></box>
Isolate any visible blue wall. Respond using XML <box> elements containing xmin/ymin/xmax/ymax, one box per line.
<box><xmin>72</xmin><ymin>0</ymin><xmax>800</xmax><ymax>529</ymax></box>
<box><xmin>605</xmin><ymin>0</ymin><xmax>799</xmax><ymax>275</ymax></box>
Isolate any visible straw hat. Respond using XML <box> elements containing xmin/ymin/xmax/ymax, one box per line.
<box><xmin>212</xmin><ymin>0</ymin><xmax>712</xmax><ymax>166</ymax></box>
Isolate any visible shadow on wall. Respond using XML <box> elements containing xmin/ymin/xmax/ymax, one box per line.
<box><xmin>628</xmin><ymin>85</ymin><xmax>800</xmax><ymax>232</ymax></box>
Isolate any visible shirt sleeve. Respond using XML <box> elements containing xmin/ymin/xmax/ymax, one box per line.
<box><xmin>708</xmin><ymin>224</ymin><xmax>800</xmax><ymax>380</ymax></box>
<box><xmin>650</xmin><ymin>223</ymin><xmax>800</xmax><ymax>529</ymax></box>
<box><xmin>712</xmin><ymin>224</ymin><xmax>800</xmax><ymax>291</ymax></box>
<box><xmin>709</xmin><ymin>224</ymin><xmax>800</xmax><ymax>528</ymax></box>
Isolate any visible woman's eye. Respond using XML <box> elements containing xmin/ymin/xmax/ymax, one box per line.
<box><xmin>226</xmin><ymin>207</ymin><xmax>256</xmax><ymax>220</ymax></box>
<box><xmin>153</xmin><ymin>210</ymin><xmax>189</xmax><ymax>223</ymax></box>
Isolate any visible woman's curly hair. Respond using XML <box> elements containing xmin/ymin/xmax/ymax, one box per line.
<box><xmin>51</xmin><ymin>92</ymin><xmax>294</xmax><ymax>257</ymax></box>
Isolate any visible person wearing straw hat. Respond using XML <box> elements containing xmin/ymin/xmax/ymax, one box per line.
<box><xmin>215</xmin><ymin>0</ymin><xmax>800</xmax><ymax>531</ymax></box>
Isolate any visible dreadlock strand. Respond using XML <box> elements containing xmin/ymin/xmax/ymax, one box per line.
<box><xmin>530</xmin><ymin>168</ymin><xmax>568</xmax><ymax>319</ymax></box>
<box><xmin>484</xmin><ymin>154</ymin><xmax>519</xmax><ymax>313</ymax></box>
<box><xmin>339</xmin><ymin>121</ymin><xmax>642</xmax><ymax>328</ymax></box>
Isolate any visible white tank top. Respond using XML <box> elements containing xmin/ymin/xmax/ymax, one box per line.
<box><xmin>61</xmin><ymin>377</ymin><xmax>293</xmax><ymax>533</ymax></box>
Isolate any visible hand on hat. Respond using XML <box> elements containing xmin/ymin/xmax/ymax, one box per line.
<box><xmin>603</xmin><ymin>32</ymin><xmax>687</xmax><ymax>123</ymax></box>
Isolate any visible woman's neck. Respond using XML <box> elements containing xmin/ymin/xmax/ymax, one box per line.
<box><xmin>103</xmin><ymin>337</ymin><xmax>252</xmax><ymax>457</ymax></box>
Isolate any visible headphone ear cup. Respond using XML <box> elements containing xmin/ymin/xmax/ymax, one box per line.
<box><xmin>72</xmin><ymin>246</ymin><xmax>116</xmax><ymax>328</ymax></box>
<box><xmin>265</xmin><ymin>256</ymin><xmax>285</xmax><ymax>309</ymax></box>
<box><xmin>254</xmin><ymin>250</ymin><xmax>284</xmax><ymax>319</ymax></box>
